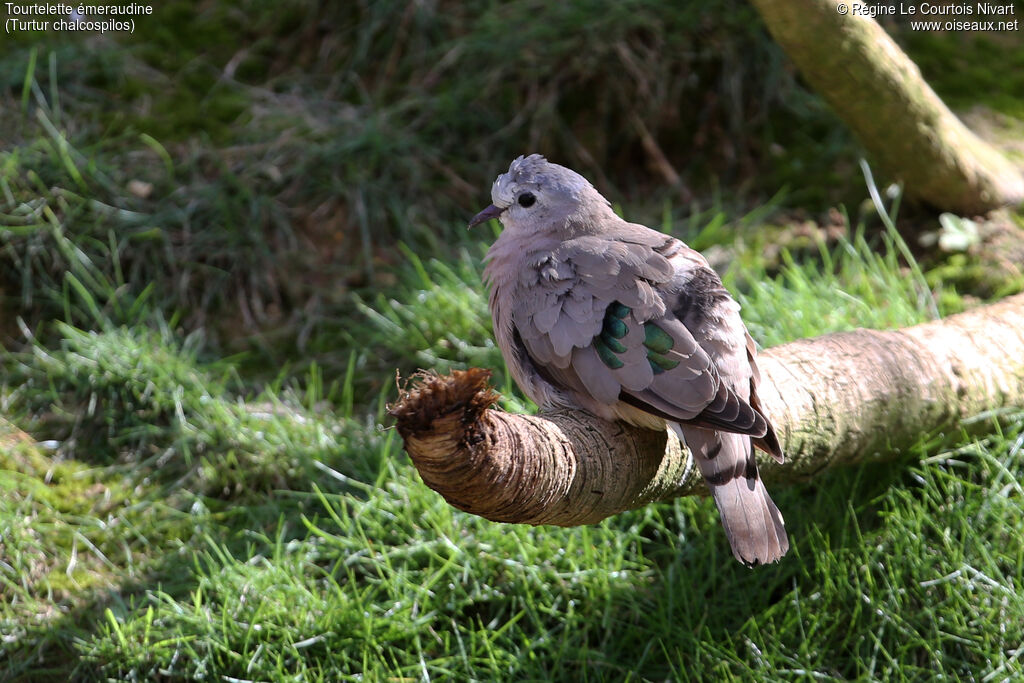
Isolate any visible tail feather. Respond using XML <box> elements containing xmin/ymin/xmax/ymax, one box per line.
<box><xmin>672</xmin><ymin>423</ymin><xmax>789</xmax><ymax>565</ymax></box>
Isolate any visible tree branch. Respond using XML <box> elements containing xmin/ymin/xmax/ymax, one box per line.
<box><xmin>749</xmin><ymin>0</ymin><xmax>1024</xmax><ymax>214</ymax></box>
<box><xmin>391</xmin><ymin>294</ymin><xmax>1024</xmax><ymax>526</ymax></box>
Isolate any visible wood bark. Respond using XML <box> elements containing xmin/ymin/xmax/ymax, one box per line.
<box><xmin>749</xmin><ymin>0</ymin><xmax>1024</xmax><ymax>215</ymax></box>
<box><xmin>390</xmin><ymin>294</ymin><xmax>1024</xmax><ymax>526</ymax></box>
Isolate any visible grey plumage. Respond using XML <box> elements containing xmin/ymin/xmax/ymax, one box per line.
<box><xmin>472</xmin><ymin>154</ymin><xmax>788</xmax><ymax>565</ymax></box>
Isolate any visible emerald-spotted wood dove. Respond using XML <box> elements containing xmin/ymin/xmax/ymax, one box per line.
<box><xmin>471</xmin><ymin>155</ymin><xmax>788</xmax><ymax>565</ymax></box>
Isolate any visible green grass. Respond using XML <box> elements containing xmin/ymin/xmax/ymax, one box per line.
<box><xmin>3</xmin><ymin>6</ymin><xmax>1024</xmax><ymax>681</ymax></box>
<box><xmin>0</xmin><ymin>0</ymin><xmax>865</xmax><ymax>294</ymax></box>
<box><xmin>5</xmin><ymin>186</ymin><xmax>1024</xmax><ymax>679</ymax></box>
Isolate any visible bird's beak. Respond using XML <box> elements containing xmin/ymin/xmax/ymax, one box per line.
<box><xmin>468</xmin><ymin>204</ymin><xmax>504</xmax><ymax>229</ymax></box>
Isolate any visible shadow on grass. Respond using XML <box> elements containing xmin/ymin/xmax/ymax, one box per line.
<box><xmin>1</xmin><ymin>465</ymin><xmax>367</xmax><ymax>681</ymax></box>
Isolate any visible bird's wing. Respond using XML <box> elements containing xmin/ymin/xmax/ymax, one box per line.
<box><xmin>744</xmin><ymin>330</ymin><xmax>784</xmax><ymax>462</ymax></box>
<box><xmin>512</xmin><ymin>230</ymin><xmax>769</xmax><ymax>440</ymax></box>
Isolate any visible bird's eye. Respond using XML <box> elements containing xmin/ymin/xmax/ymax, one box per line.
<box><xmin>518</xmin><ymin>192</ymin><xmax>536</xmax><ymax>208</ymax></box>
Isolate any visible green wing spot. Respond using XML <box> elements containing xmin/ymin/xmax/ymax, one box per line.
<box><xmin>643</xmin><ymin>324</ymin><xmax>674</xmax><ymax>354</ymax></box>
<box><xmin>602</xmin><ymin>316</ymin><xmax>628</xmax><ymax>340</ymax></box>
<box><xmin>602</xmin><ymin>334</ymin><xmax>627</xmax><ymax>354</ymax></box>
<box><xmin>595</xmin><ymin>340</ymin><xmax>624</xmax><ymax>369</ymax></box>
<box><xmin>608</xmin><ymin>302</ymin><xmax>631</xmax><ymax>319</ymax></box>
<box><xmin>594</xmin><ymin>302</ymin><xmax>632</xmax><ymax>369</ymax></box>
<box><xmin>648</xmin><ymin>352</ymin><xmax>680</xmax><ymax>374</ymax></box>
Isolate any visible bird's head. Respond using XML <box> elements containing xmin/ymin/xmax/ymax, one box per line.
<box><xmin>469</xmin><ymin>155</ymin><xmax>614</xmax><ymax>236</ymax></box>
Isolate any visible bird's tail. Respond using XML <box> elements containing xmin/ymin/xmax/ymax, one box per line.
<box><xmin>671</xmin><ymin>423</ymin><xmax>789</xmax><ymax>565</ymax></box>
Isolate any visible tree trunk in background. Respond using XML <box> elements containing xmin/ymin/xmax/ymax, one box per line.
<box><xmin>749</xmin><ymin>0</ymin><xmax>1024</xmax><ymax>215</ymax></box>
<box><xmin>391</xmin><ymin>294</ymin><xmax>1024</xmax><ymax>526</ymax></box>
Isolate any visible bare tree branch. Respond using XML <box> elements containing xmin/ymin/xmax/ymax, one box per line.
<box><xmin>391</xmin><ymin>294</ymin><xmax>1024</xmax><ymax>525</ymax></box>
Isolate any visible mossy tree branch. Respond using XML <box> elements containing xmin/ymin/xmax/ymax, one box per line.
<box><xmin>749</xmin><ymin>0</ymin><xmax>1024</xmax><ymax>214</ymax></box>
<box><xmin>391</xmin><ymin>294</ymin><xmax>1024</xmax><ymax>526</ymax></box>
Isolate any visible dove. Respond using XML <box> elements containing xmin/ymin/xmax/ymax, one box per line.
<box><xmin>470</xmin><ymin>154</ymin><xmax>788</xmax><ymax>565</ymax></box>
